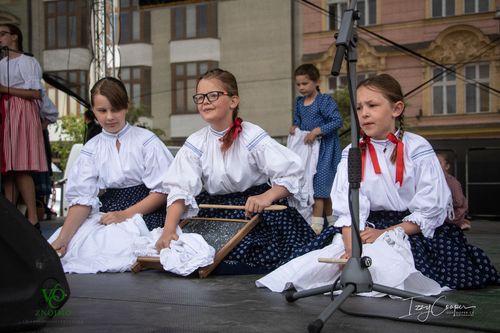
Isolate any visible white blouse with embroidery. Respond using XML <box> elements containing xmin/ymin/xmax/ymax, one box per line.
<box><xmin>66</xmin><ymin>123</ymin><xmax>174</xmax><ymax>213</ymax></box>
<box><xmin>332</xmin><ymin>131</ymin><xmax>452</xmax><ymax>238</ymax></box>
<box><xmin>163</xmin><ymin>121</ymin><xmax>310</xmax><ymax>218</ymax></box>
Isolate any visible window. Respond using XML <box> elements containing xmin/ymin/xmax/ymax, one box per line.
<box><xmin>120</xmin><ymin>67</ymin><xmax>151</xmax><ymax>116</ymax></box>
<box><xmin>171</xmin><ymin>3</ymin><xmax>217</xmax><ymax>40</ymax></box>
<box><xmin>328</xmin><ymin>1</ymin><xmax>347</xmax><ymax>31</ymax></box>
<box><xmin>46</xmin><ymin>70</ymin><xmax>88</xmax><ymax>115</ymax></box>
<box><xmin>464</xmin><ymin>0</ymin><xmax>489</xmax><ymax>14</ymax></box>
<box><xmin>432</xmin><ymin>67</ymin><xmax>456</xmax><ymax>115</ymax></box>
<box><xmin>328</xmin><ymin>73</ymin><xmax>374</xmax><ymax>92</ymax></box>
<box><xmin>432</xmin><ymin>0</ymin><xmax>455</xmax><ymax>17</ymax></box>
<box><xmin>172</xmin><ymin>61</ymin><xmax>217</xmax><ymax>114</ymax></box>
<box><xmin>329</xmin><ymin>75</ymin><xmax>348</xmax><ymax>92</ymax></box>
<box><xmin>45</xmin><ymin>0</ymin><xmax>88</xmax><ymax>49</ymax></box>
<box><xmin>120</xmin><ymin>0</ymin><xmax>150</xmax><ymax>44</ymax></box>
<box><xmin>357</xmin><ymin>0</ymin><xmax>376</xmax><ymax>26</ymax></box>
<box><xmin>465</xmin><ymin>64</ymin><xmax>489</xmax><ymax>113</ymax></box>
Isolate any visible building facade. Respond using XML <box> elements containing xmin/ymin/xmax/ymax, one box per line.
<box><xmin>2</xmin><ymin>0</ymin><xmax>499</xmax><ymax>216</ymax></box>
<box><xmin>1</xmin><ymin>0</ymin><xmax>302</xmax><ymax>145</ymax></box>
<box><xmin>302</xmin><ymin>0</ymin><xmax>500</xmax><ymax>217</ymax></box>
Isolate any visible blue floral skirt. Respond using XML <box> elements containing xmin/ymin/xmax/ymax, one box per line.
<box><xmin>99</xmin><ymin>184</ymin><xmax>166</xmax><ymax>231</ymax></box>
<box><xmin>195</xmin><ymin>184</ymin><xmax>338</xmax><ymax>274</ymax></box>
<box><xmin>367</xmin><ymin>210</ymin><xmax>500</xmax><ymax>289</ymax></box>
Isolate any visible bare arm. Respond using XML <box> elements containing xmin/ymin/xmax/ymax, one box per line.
<box><xmin>100</xmin><ymin>192</ymin><xmax>167</xmax><ymax>225</ymax></box>
<box><xmin>0</xmin><ymin>85</ymin><xmax>41</xmax><ymax>99</ymax></box>
<box><xmin>155</xmin><ymin>199</ymin><xmax>186</xmax><ymax>251</ymax></box>
<box><xmin>360</xmin><ymin>221</ymin><xmax>421</xmax><ymax>244</ymax></box>
<box><xmin>51</xmin><ymin>205</ymin><xmax>92</xmax><ymax>256</ymax></box>
<box><xmin>245</xmin><ymin>185</ymin><xmax>289</xmax><ymax>216</ymax></box>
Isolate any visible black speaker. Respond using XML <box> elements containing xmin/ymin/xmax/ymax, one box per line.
<box><xmin>0</xmin><ymin>195</ymin><xmax>70</xmax><ymax>331</ymax></box>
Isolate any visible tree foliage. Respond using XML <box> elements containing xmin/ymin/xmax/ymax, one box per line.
<box><xmin>332</xmin><ymin>88</ymin><xmax>353</xmax><ymax>149</ymax></box>
<box><xmin>51</xmin><ymin>115</ymin><xmax>85</xmax><ymax>171</ymax></box>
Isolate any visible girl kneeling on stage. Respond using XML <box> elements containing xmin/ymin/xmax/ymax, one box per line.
<box><xmin>155</xmin><ymin>68</ymin><xmax>333</xmax><ymax>274</ymax></box>
<box><xmin>51</xmin><ymin>77</ymin><xmax>174</xmax><ymax>263</ymax></box>
<box><xmin>257</xmin><ymin>73</ymin><xmax>500</xmax><ymax>293</ymax></box>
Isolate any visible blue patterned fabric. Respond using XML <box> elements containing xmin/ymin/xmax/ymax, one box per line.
<box><xmin>368</xmin><ymin>210</ymin><xmax>500</xmax><ymax>289</ymax></box>
<box><xmin>195</xmin><ymin>184</ymin><xmax>337</xmax><ymax>274</ymax></box>
<box><xmin>99</xmin><ymin>184</ymin><xmax>166</xmax><ymax>230</ymax></box>
<box><xmin>294</xmin><ymin>94</ymin><xmax>342</xmax><ymax>198</ymax></box>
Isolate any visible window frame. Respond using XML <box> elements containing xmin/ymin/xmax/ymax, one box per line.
<box><xmin>171</xmin><ymin>61</ymin><xmax>218</xmax><ymax>115</ymax></box>
<box><xmin>44</xmin><ymin>0</ymin><xmax>88</xmax><ymax>50</ymax></box>
<box><xmin>432</xmin><ymin>66</ymin><xmax>457</xmax><ymax>115</ymax></box>
<box><xmin>328</xmin><ymin>1</ymin><xmax>348</xmax><ymax>31</ymax></box>
<box><xmin>45</xmin><ymin>70</ymin><xmax>88</xmax><ymax>116</ymax></box>
<box><xmin>357</xmin><ymin>0</ymin><xmax>376</xmax><ymax>26</ymax></box>
<box><xmin>119</xmin><ymin>66</ymin><xmax>152</xmax><ymax>116</ymax></box>
<box><xmin>464</xmin><ymin>63</ymin><xmax>490</xmax><ymax>113</ymax></box>
<box><xmin>119</xmin><ymin>0</ymin><xmax>151</xmax><ymax>44</ymax></box>
<box><xmin>170</xmin><ymin>2</ymin><xmax>217</xmax><ymax>41</ymax></box>
<box><xmin>431</xmin><ymin>0</ymin><xmax>455</xmax><ymax>17</ymax></box>
<box><xmin>464</xmin><ymin>0</ymin><xmax>489</xmax><ymax>14</ymax></box>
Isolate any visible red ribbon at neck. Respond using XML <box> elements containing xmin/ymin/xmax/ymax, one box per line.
<box><xmin>387</xmin><ymin>132</ymin><xmax>405</xmax><ymax>186</ymax></box>
<box><xmin>230</xmin><ymin>117</ymin><xmax>243</xmax><ymax>140</ymax></box>
<box><xmin>359</xmin><ymin>133</ymin><xmax>405</xmax><ymax>186</ymax></box>
<box><xmin>220</xmin><ymin>117</ymin><xmax>243</xmax><ymax>143</ymax></box>
<box><xmin>359</xmin><ymin>136</ymin><xmax>382</xmax><ymax>182</ymax></box>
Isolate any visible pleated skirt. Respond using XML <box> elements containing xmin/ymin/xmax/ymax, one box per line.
<box><xmin>1</xmin><ymin>95</ymin><xmax>47</xmax><ymax>173</ymax></box>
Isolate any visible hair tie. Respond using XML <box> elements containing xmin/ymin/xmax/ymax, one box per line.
<box><xmin>229</xmin><ymin>117</ymin><xmax>243</xmax><ymax>141</ymax></box>
<box><xmin>387</xmin><ymin>132</ymin><xmax>405</xmax><ymax>185</ymax></box>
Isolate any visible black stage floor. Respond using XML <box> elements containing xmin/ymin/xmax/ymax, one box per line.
<box><xmin>34</xmin><ymin>219</ymin><xmax>500</xmax><ymax>333</ymax></box>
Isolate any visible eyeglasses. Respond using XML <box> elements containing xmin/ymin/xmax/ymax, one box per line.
<box><xmin>192</xmin><ymin>91</ymin><xmax>231</xmax><ymax>104</ymax></box>
<box><xmin>0</xmin><ymin>31</ymin><xmax>11</xmax><ymax>37</ymax></box>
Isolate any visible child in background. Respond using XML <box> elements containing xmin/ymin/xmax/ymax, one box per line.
<box><xmin>289</xmin><ymin>64</ymin><xmax>343</xmax><ymax>234</ymax></box>
<box><xmin>258</xmin><ymin>73</ymin><xmax>499</xmax><ymax>293</ymax></box>
<box><xmin>437</xmin><ymin>151</ymin><xmax>471</xmax><ymax>231</ymax></box>
<box><xmin>0</xmin><ymin>24</ymin><xmax>47</xmax><ymax>227</ymax></box>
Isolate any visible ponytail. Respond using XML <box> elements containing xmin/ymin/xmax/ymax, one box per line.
<box><xmin>220</xmin><ymin>115</ymin><xmax>242</xmax><ymax>152</ymax></box>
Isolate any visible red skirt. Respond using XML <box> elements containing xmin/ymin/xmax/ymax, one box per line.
<box><xmin>1</xmin><ymin>95</ymin><xmax>48</xmax><ymax>173</ymax></box>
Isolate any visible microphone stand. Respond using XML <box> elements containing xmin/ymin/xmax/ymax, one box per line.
<box><xmin>284</xmin><ymin>2</ymin><xmax>459</xmax><ymax>332</ymax></box>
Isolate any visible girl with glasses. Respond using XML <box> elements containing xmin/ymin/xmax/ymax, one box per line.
<box><xmin>156</xmin><ymin>68</ymin><xmax>334</xmax><ymax>274</ymax></box>
<box><xmin>0</xmin><ymin>24</ymin><xmax>47</xmax><ymax>228</ymax></box>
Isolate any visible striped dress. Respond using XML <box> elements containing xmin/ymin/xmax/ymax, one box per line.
<box><xmin>0</xmin><ymin>54</ymin><xmax>47</xmax><ymax>173</ymax></box>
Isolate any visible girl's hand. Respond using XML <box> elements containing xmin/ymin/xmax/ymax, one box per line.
<box><xmin>360</xmin><ymin>227</ymin><xmax>385</xmax><ymax>244</ymax></box>
<box><xmin>100</xmin><ymin>211</ymin><xmax>129</xmax><ymax>225</ymax></box>
<box><xmin>51</xmin><ymin>238</ymin><xmax>68</xmax><ymax>257</ymax></box>
<box><xmin>245</xmin><ymin>193</ymin><xmax>273</xmax><ymax>217</ymax></box>
<box><xmin>304</xmin><ymin>127</ymin><xmax>321</xmax><ymax>144</ymax></box>
<box><xmin>155</xmin><ymin>232</ymin><xmax>179</xmax><ymax>252</ymax></box>
<box><xmin>289</xmin><ymin>125</ymin><xmax>297</xmax><ymax>135</ymax></box>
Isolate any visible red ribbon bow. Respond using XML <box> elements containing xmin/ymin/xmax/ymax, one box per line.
<box><xmin>359</xmin><ymin>136</ymin><xmax>382</xmax><ymax>182</ymax></box>
<box><xmin>359</xmin><ymin>133</ymin><xmax>405</xmax><ymax>186</ymax></box>
<box><xmin>387</xmin><ymin>132</ymin><xmax>405</xmax><ymax>186</ymax></box>
<box><xmin>220</xmin><ymin>117</ymin><xmax>243</xmax><ymax>143</ymax></box>
<box><xmin>229</xmin><ymin>117</ymin><xmax>243</xmax><ymax>141</ymax></box>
